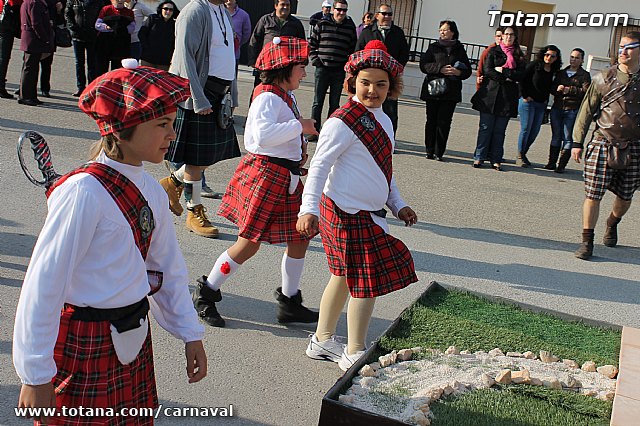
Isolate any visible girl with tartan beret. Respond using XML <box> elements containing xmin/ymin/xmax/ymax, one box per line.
<box><xmin>191</xmin><ymin>36</ymin><xmax>321</xmax><ymax>328</ymax></box>
<box><xmin>298</xmin><ymin>41</ymin><xmax>418</xmax><ymax>371</ymax></box>
<box><xmin>14</xmin><ymin>62</ymin><xmax>207</xmax><ymax>425</ymax></box>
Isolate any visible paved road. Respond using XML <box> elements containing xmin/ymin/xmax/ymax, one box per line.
<box><xmin>1</xmin><ymin>43</ymin><xmax>639</xmax><ymax>426</ymax></box>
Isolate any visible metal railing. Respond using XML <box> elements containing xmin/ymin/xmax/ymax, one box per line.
<box><xmin>406</xmin><ymin>35</ymin><xmax>488</xmax><ymax>69</ymax></box>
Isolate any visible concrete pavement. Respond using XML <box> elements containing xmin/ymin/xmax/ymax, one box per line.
<box><xmin>1</xmin><ymin>42</ymin><xmax>639</xmax><ymax>426</ymax></box>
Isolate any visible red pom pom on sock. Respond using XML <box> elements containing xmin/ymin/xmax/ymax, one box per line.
<box><xmin>220</xmin><ymin>262</ymin><xmax>231</xmax><ymax>274</ymax></box>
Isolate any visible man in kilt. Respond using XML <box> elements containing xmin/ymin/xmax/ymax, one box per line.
<box><xmin>298</xmin><ymin>40</ymin><xmax>418</xmax><ymax>371</ymax></box>
<box><xmin>159</xmin><ymin>0</ymin><xmax>240</xmax><ymax>238</ymax></box>
<box><xmin>14</xmin><ymin>63</ymin><xmax>207</xmax><ymax>425</ymax></box>
<box><xmin>191</xmin><ymin>36</ymin><xmax>321</xmax><ymax>328</ymax></box>
<box><xmin>571</xmin><ymin>31</ymin><xmax>640</xmax><ymax>260</ymax></box>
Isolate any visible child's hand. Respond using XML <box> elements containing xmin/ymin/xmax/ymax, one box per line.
<box><xmin>297</xmin><ymin>214</ymin><xmax>318</xmax><ymax>238</ymax></box>
<box><xmin>185</xmin><ymin>340</ymin><xmax>207</xmax><ymax>383</ymax></box>
<box><xmin>300</xmin><ymin>152</ymin><xmax>309</xmax><ymax>166</ymax></box>
<box><xmin>299</xmin><ymin>118</ymin><xmax>318</xmax><ymax>136</ymax></box>
<box><xmin>18</xmin><ymin>383</ymin><xmax>56</xmax><ymax>423</ymax></box>
<box><xmin>398</xmin><ymin>206</ymin><xmax>417</xmax><ymax>227</ymax></box>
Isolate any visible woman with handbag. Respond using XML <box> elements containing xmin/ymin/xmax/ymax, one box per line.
<box><xmin>470</xmin><ymin>25</ymin><xmax>526</xmax><ymax>170</ymax></box>
<box><xmin>0</xmin><ymin>0</ymin><xmax>22</xmax><ymax>99</ymax></box>
<box><xmin>419</xmin><ymin>20</ymin><xmax>471</xmax><ymax>161</ymax></box>
<box><xmin>138</xmin><ymin>0</ymin><xmax>179</xmax><ymax>71</ymax></box>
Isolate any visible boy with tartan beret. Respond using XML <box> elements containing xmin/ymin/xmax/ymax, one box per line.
<box><xmin>14</xmin><ymin>61</ymin><xmax>207</xmax><ymax>425</ymax></box>
<box><xmin>191</xmin><ymin>36</ymin><xmax>321</xmax><ymax>328</ymax></box>
<box><xmin>298</xmin><ymin>41</ymin><xmax>419</xmax><ymax>371</ymax></box>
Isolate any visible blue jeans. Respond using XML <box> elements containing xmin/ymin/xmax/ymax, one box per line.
<box><xmin>311</xmin><ymin>66</ymin><xmax>345</xmax><ymax>132</ymax></box>
<box><xmin>72</xmin><ymin>39</ymin><xmax>97</xmax><ymax>90</ymax></box>
<box><xmin>474</xmin><ymin>113</ymin><xmax>510</xmax><ymax>164</ymax></box>
<box><xmin>517</xmin><ymin>98</ymin><xmax>547</xmax><ymax>154</ymax></box>
<box><xmin>550</xmin><ymin>107</ymin><xmax>578</xmax><ymax>150</ymax></box>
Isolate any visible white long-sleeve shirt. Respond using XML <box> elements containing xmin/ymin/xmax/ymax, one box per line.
<box><xmin>300</xmin><ymin>96</ymin><xmax>407</xmax><ymax>231</ymax></box>
<box><xmin>13</xmin><ymin>152</ymin><xmax>204</xmax><ymax>385</ymax></box>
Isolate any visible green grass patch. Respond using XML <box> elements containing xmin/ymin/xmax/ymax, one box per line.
<box><xmin>379</xmin><ymin>287</ymin><xmax>620</xmax><ymax>366</ymax></box>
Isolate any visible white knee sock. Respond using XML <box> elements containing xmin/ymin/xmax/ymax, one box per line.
<box><xmin>281</xmin><ymin>254</ymin><xmax>305</xmax><ymax>297</ymax></box>
<box><xmin>206</xmin><ymin>251</ymin><xmax>240</xmax><ymax>291</ymax></box>
<box><xmin>185</xmin><ymin>179</ymin><xmax>202</xmax><ymax>208</ymax></box>
<box><xmin>174</xmin><ymin>165</ymin><xmax>186</xmax><ymax>183</ymax></box>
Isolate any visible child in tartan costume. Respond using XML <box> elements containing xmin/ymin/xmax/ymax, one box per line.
<box><xmin>14</xmin><ymin>62</ymin><xmax>207</xmax><ymax>425</ymax></box>
<box><xmin>298</xmin><ymin>40</ymin><xmax>419</xmax><ymax>371</ymax></box>
<box><xmin>191</xmin><ymin>36</ymin><xmax>321</xmax><ymax>328</ymax></box>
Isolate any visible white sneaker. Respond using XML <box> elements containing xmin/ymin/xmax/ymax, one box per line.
<box><xmin>306</xmin><ymin>334</ymin><xmax>345</xmax><ymax>362</ymax></box>
<box><xmin>338</xmin><ymin>348</ymin><xmax>366</xmax><ymax>372</ymax></box>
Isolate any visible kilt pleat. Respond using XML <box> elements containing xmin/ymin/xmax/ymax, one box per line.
<box><xmin>584</xmin><ymin>138</ymin><xmax>640</xmax><ymax>201</ymax></box>
<box><xmin>319</xmin><ymin>195</ymin><xmax>418</xmax><ymax>298</ymax></box>
<box><xmin>36</xmin><ymin>306</ymin><xmax>157</xmax><ymax>425</ymax></box>
<box><xmin>218</xmin><ymin>153</ymin><xmax>309</xmax><ymax>244</ymax></box>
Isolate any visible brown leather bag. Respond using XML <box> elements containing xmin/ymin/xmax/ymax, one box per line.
<box><xmin>607</xmin><ymin>140</ymin><xmax>631</xmax><ymax>170</ymax></box>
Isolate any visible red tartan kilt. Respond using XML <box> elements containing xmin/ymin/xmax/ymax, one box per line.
<box><xmin>36</xmin><ymin>306</ymin><xmax>157</xmax><ymax>426</ymax></box>
<box><xmin>319</xmin><ymin>195</ymin><xmax>418</xmax><ymax>298</ymax></box>
<box><xmin>218</xmin><ymin>153</ymin><xmax>310</xmax><ymax>244</ymax></box>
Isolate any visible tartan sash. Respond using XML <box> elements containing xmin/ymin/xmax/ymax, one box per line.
<box><xmin>252</xmin><ymin>83</ymin><xmax>300</xmax><ymax>118</ymax></box>
<box><xmin>46</xmin><ymin>162</ymin><xmax>155</xmax><ymax>260</ymax></box>
<box><xmin>331</xmin><ymin>99</ymin><xmax>392</xmax><ymax>188</ymax></box>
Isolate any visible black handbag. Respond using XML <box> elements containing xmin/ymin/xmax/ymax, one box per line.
<box><xmin>54</xmin><ymin>24</ymin><xmax>72</xmax><ymax>48</ymax></box>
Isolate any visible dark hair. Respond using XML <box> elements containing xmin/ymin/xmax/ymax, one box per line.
<box><xmin>89</xmin><ymin>126</ymin><xmax>137</xmax><ymax>161</ymax></box>
<box><xmin>497</xmin><ymin>26</ymin><xmax>525</xmax><ymax>63</ymax></box>
<box><xmin>274</xmin><ymin>0</ymin><xmax>289</xmax><ymax>6</ymax></box>
<box><xmin>343</xmin><ymin>69</ymin><xmax>404</xmax><ymax>100</ymax></box>
<box><xmin>333</xmin><ymin>0</ymin><xmax>347</xmax><ymax>7</ymax></box>
<box><xmin>439</xmin><ymin>20</ymin><xmax>459</xmax><ymax>40</ymax></box>
<box><xmin>260</xmin><ymin>61</ymin><xmax>307</xmax><ymax>85</ymax></box>
<box><xmin>625</xmin><ymin>31</ymin><xmax>640</xmax><ymax>42</ymax></box>
<box><xmin>535</xmin><ymin>44</ymin><xmax>562</xmax><ymax>72</ymax></box>
<box><xmin>572</xmin><ymin>48</ymin><xmax>585</xmax><ymax>60</ymax></box>
<box><xmin>156</xmin><ymin>0</ymin><xmax>179</xmax><ymax>18</ymax></box>
<box><xmin>362</xmin><ymin>11</ymin><xmax>373</xmax><ymax>23</ymax></box>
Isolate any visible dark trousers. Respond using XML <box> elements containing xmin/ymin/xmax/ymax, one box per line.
<box><xmin>0</xmin><ymin>32</ymin><xmax>14</xmax><ymax>90</ymax></box>
<box><xmin>95</xmin><ymin>56</ymin><xmax>122</xmax><ymax>78</ymax></box>
<box><xmin>473</xmin><ymin>112</ymin><xmax>510</xmax><ymax>164</ymax></box>
<box><xmin>39</xmin><ymin>53</ymin><xmax>53</xmax><ymax>93</ymax></box>
<box><xmin>311</xmin><ymin>66</ymin><xmax>345</xmax><ymax>132</ymax></box>
<box><xmin>20</xmin><ymin>52</ymin><xmax>44</xmax><ymax>100</ymax></box>
<box><xmin>382</xmin><ymin>98</ymin><xmax>398</xmax><ymax>134</ymax></box>
<box><xmin>425</xmin><ymin>100</ymin><xmax>457</xmax><ymax>157</ymax></box>
<box><xmin>73</xmin><ymin>39</ymin><xmax>97</xmax><ymax>90</ymax></box>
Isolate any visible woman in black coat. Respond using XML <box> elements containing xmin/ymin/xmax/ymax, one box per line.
<box><xmin>138</xmin><ymin>0</ymin><xmax>178</xmax><ymax>71</ymax></box>
<box><xmin>420</xmin><ymin>19</ymin><xmax>472</xmax><ymax>160</ymax></box>
<box><xmin>470</xmin><ymin>25</ymin><xmax>526</xmax><ymax>170</ymax></box>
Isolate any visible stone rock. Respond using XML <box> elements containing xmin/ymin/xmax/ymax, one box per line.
<box><xmin>489</xmin><ymin>348</ymin><xmax>505</xmax><ymax>357</ymax></box>
<box><xmin>542</xmin><ymin>378</ymin><xmax>562</xmax><ymax>390</ymax></box>
<box><xmin>581</xmin><ymin>361</ymin><xmax>597</xmax><ymax>372</ymax></box>
<box><xmin>511</xmin><ymin>369</ymin><xmax>531</xmax><ymax>384</ymax></box>
<box><xmin>580</xmin><ymin>388</ymin><xmax>598</xmax><ymax>397</ymax></box>
<box><xmin>389</xmin><ymin>350</ymin><xmax>398</xmax><ymax>364</ymax></box>
<box><xmin>410</xmin><ymin>347</ymin><xmax>423</xmax><ymax>354</ymax></box>
<box><xmin>338</xmin><ymin>394</ymin><xmax>354</xmax><ymax>404</ymax></box>
<box><xmin>522</xmin><ymin>351</ymin><xmax>537</xmax><ymax>359</ymax></box>
<box><xmin>530</xmin><ymin>377</ymin><xmax>543</xmax><ymax>386</ymax></box>
<box><xmin>561</xmin><ymin>374</ymin><xmax>580</xmax><ymax>388</ymax></box>
<box><xmin>474</xmin><ymin>350</ymin><xmax>487</xmax><ymax>356</ymax></box>
<box><xmin>539</xmin><ymin>351</ymin><xmax>560</xmax><ymax>363</ymax></box>
<box><xmin>359</xmin><ymin>365</ymin><xmax>377</xmax><ymax>377</ymax></box>
<box><xmin>506</xmin><ymin>351</ymin><xmax>523</xmax><ymax>358</ymax></box>
<box><xmin>495</xmin><ymin>369</ymin><xmax>512</xmax><ymax>384</ymax></box>
<box><xmin>445</xmin><ymin>346</ymin><xmax>460</xmax><ymax>355</ymax></box>
<box><xmin>563</xmin><ymin>359</ymin><xmax>580</xmax><ymax>370</ymax></box>
<box><xmin>451</xmin><ymin>380</ymin><xmax>466</xmax><ymax>392</ymax></box>
<box><xmin>597</xmin><ymin>390</ymin><xmax>615</xmax><ymax>401</ymax></box>
<box><xmin>481</xmin><ymin>373</ymin><xmax>496</xmax><ymax>388</ymax></box>
<box><xmin>408</xmin><ymin>410</ymin><xmax>430</xmax><ymax>426</ymax></box>
<box><xmin>412</xmin><ymin>397</ymin><xmax>430</xmax><ymax>410</ymax></box>
<box><xmin>460</xmin><ymin>350</ymin><xmax>471</xmax><ymax>355</ymax></box>
<box><xmin>442</xmin><ymin>385</ymin><xmax>454</xmax><ymax>396</ymax></box>
<box><xmin>379</xmin><ymin>354</ymin><xmax>394</xmax><ymax>368</ymax></box>
<box><xmin>350</xmin><ymin>384</ymin><xmax>366</xmax><ymax>396</ymax></box>
<box><xmin>397</xmin><ymin>349</ymin><xmax>414</xmax><ymax>361</ymax></box>
<box><xmin>597</xmin><ymin>365</ymin><xmax>619</xmax><ymax>379</ymax></box>
<box><xmin>418</xmin><ymin>403</ymin><xmax>431</xmax><ymax>414</ymax></box>
<box><xmin>360</xmin><ymin>377</ymin><xmax>376</xmax><ymax>389</ymax></box>
<box><xmin>429</xmin><ymin>388</ymin><xmax>443</xmax><ymax>400</ymax></box>
<box><xmin>369</xmin><ymin>362</ymin><xmax>381</xmax><ymax>371</ymax></box>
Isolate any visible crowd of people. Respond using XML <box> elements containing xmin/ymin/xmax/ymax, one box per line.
<box><xmin>7</xmin><ymin>0</ymin><xmax>640</xmax><ymax>421</ymax></box>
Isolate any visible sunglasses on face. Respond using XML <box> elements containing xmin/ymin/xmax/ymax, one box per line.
<box><xmin>544</xmin><ymin>53</ymin><xmax>557</xmax><ymax>58</ymax></box>
<box><xmin>378</xmin><ymin>11</ymin><xmax>393</xmax><ymax>16</ymax></box>
<box><xmin>162</xmin><ymin>7</ymin><xmax>173</xmax><ymax>11</ymax></box>
<box><xmin>334</xmin><ymin>7</ymin><xmax>347</xmax><ymax>12</ymax></box>
<box><xmin>619</xmin><ymin>42</ymin><xmax>640</xmax><ymax>54</ymax></box>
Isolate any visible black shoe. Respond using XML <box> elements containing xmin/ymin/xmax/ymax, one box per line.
<box><xmin>574</xmin><ymin>242</ymin><xmax>593</xmax><ymax>260</ymax></box>
<box><xmin>521</xmin><ymin>153</ymin><xmax>532</xmax><ymax>166</ymax></box>
<box><xmin>0</xmin><ymin>88</ymin><xmax>14</xmax><ymax>99</ymax></box>
<box><xmin>192</xmin><ymin>276</ymin><xmax>225</xmax><ymax>327</ymax></box>
<box><xmin>425</xmin><ymin>153</ymin><xmax>435</xmax><ymax>160</ymax></box>
<box><xmin>435</xmin><ymin>156</ymin><xmax>444</xmax><ymax>162</ymax></box>
<box><xmin>40</xmin><ymin>90</ymin><xmax>50</xmax><ymax>98</ymax></box>
<box><xmin>17</xmin><ymin>98</ymin><xmax>40</xmax><ymax>106</ymax></box>
<box><xmin>72</xmin><ymin>88</ymin><xmax>84</xmax><ymax>97</ymax></box>
<box><xmin>492</xmin><ymin>163</ymin><xmax>503</xmax><ymax>171</ymax></box>
<box><xmin>603</xmin><ymin>220</ymin><xmax>619</xmax><ymax>248</ymax></box>
<box><xmin>472</xmin><ymin>161</ymin><xmax>483</xmax><ymax>168</ymax></box>
<box><xmin>274</xmin><ymin>287</ymin><xmax>319</xmax><ymax>324</ymax></box>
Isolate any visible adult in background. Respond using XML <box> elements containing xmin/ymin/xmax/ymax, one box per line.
<box><xmin>65</xmin><ymin>0</ymin><xmax>107</xmax><ymax>96</ymax></box>
<box><xmin>0</xmin><ymin>0</ymin><xmax>22</xmax><ymax>99</ymax></box>
<box><xmin>309</xmin><ymin>0</ymin><xmax>331</xmax><ymax>31</ymax></box>
<box><xmin>571</xmin><ymin>31</ymin><xmax>640</xmax><ymax>260</ymax></box>
<box><xmin>37</xmin><ymin>0</ymin><xmax>62</xmax><ymax>98</ymax></box>
<box><xmin>545</xmin><ymin>47</ymin><xmax>590</xmax><ymax>173</ymax></box>
<box><xmin>308</xmin><ymin>0</ymin><xmax>356</xmax><ymax>139</ymax></box>
<box><xmin>94</xmin><ymin>0</ymin><xmax>135</xmax><ymax>76</ymax></box>
<box><xmin>476</xmin><ymin>28</ymin><xmax>502</xmax><ymax>90</ymax></box>
<box><xmin>355</xmin><ymin>3</ymin><xmax>408</xmax><ymax>134</ymax></box>
<box><xmin>225</xmin><ymin>0</ymin><xmax>250</xmax><ymax>114</ymax></box>
<box><xmin>17</xmin><ymin>0</ymin><xmax>53</xmax><ymax>106</ymax></box>
<box><xmin>470</xmin><ymin>26</ymin><xmax>525</xmax><ymax>170</ymax></box>
<box><xmin>125</xmin><ymin>0</ymin><xmax>153</xmax><ymax>60</ymax></box>
<box><xmin>160</xmin><ymin>0</ymin><xmax>240</xmax><ymax>238</ymax></box>
<box><xmin>356</xmin><ymin>12</ymin><xmax>373</xmax><ymax>38</ymax></box>
<box><xmin>138</xmin><ymin>0</ymin><xmax>179</xmax><ymax>71</ymax></box>
<box><xmin>419</xmin><ymin>19</ymin><xmax>471</xmax><ymax>161</ymax></box>
<box><xmin>248</xmin><ymin>0</ymin><xmax>304</xmax><ymax>93</ymax></box>
<box><xmin>516</xmin><ymin>44</ymin><xmax>562</xmax><ymax>167</ymax></box>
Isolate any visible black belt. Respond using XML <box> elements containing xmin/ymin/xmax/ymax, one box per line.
<box><xmin>205</xmin><ymin>76</ymin><xmax>232</xmax><ymax>97</ymax></box>
<box><xmin>267</xmin><ymin>156</ymin><xmax>303</xmax><ymax>175</ymax></box>
<box><xmin>371</xmin><ymin>208</ymin><xmax>387</xmax><ymax>218</ymax></box>
<box><xmin>67</xmin><ymin>298</ymin><xmax>149</xmax><ymax>333</ymax></box>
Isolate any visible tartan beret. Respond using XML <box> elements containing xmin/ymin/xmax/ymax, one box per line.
<box><xmin>255</xmin><ymin>36</ymin><xmax>309</xmax><ymax>72</ymax></box>
<box><xmin>79</xmin><ymin>61</ymin><xmax>191</xmax><ymax>136</ymax></box>
<box><xmin>344</xmin><ymin>40</ymin><xmax>404</xmax><ymax>78</ymax></box>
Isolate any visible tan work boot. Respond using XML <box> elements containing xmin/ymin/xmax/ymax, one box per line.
<box><xmin>159</xmin><ymin>175</ymin><xmax>184</xmax><ymax>216</ymax></box>
<box><xmin>186</xmin><ymin>204</ymin><xmax>219</xmax><ymax>238</ymax></box>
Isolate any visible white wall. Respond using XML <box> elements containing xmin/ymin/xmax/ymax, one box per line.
<box><xmin>296</xmin><ymin>0</ymin><xmax>367</xmax><ymax>21</ymax></box>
